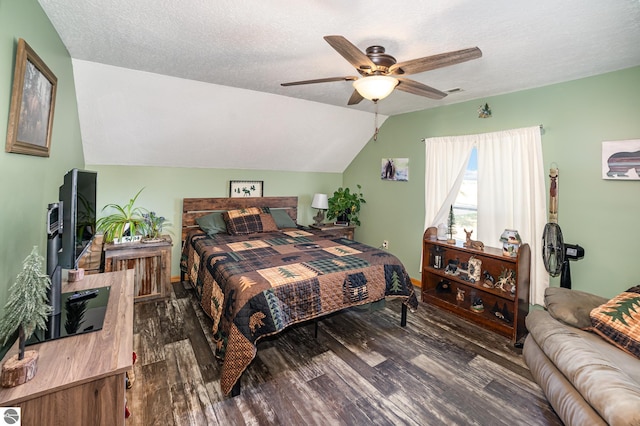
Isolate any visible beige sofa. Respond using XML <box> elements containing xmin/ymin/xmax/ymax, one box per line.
<box><xmin>523</xmin><ymin>287</ymin><xmax>640</xmax><ymax>425</ymax></box>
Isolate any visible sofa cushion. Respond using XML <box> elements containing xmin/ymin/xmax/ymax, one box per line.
<box><xmin>523</xmin><ymin>333</ymin><xmax>608</xmax><ymax>426</ymax></box>
<box><xmin>526</xmin><ymin>309</ymin><xmax>640</xmax><ymax>425</ymax></box>
<box><xmin>544</xmin><ymin>287</ymin><xmax>609</xmax><ymax>329</ymax></box>
<box><xmin>590</xmin><ymin>285</ymin><xmax>640</xmax><ymax>359</ymax></box>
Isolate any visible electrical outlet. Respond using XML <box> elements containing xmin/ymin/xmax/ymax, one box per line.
<box><xmin>382</xmin><ymin>240</ymin><xmax>389</xmax><ymax>249</ymax></box>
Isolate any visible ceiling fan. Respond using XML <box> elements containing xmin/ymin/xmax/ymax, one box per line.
<box><xmin>281</xmin><ymin>35</ymin><xmax>482</xmax><ymax>105</ymax></box>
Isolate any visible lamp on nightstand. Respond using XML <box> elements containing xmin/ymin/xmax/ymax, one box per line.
<box><xmin>311</xmin><ymin>193</ymin><xmax>329</xmax><ymax>226</ymax></box>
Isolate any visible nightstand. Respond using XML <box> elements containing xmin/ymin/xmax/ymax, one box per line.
<box><xmin>103</xmin><ymin>235</ymin><xmax>172</xmax><ymax>302</ymax></box>
<box><xmin>310</xmin><ymin>224</ymin><xmax>356</xmax><ymax>240</ymax></box>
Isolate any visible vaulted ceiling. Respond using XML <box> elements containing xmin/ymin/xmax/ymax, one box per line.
<box><xmin>38</xmin><ymin>0</ymin><xmax>640</xmax><ymax>172</ymax></box>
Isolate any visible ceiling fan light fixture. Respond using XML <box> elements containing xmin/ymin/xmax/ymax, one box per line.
<box><xmin>353</xmin><ymin>75</ymin><xmax>398</xmax><ymax>101</ymax></box>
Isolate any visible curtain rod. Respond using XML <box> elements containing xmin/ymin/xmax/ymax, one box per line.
<box><xmin>419</xmin><ymin>124</ymin><xmax>544</xmax><ymax>142</ymax></box>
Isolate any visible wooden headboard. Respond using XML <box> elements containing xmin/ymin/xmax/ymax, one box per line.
<box><xmin>182</xmin><ymin>196</ymin><xmax>298</xmax><ymax>242</ymax></box>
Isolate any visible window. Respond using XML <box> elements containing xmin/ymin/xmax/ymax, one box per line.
<box><xmin>452</xmin><ymin>146</ymin><xmax>477</xmax><ymax>240</ymax></box>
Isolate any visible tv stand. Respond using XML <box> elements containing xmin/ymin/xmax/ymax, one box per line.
<box><xmin>0</xmin><ymin>270</ymin><xmax>134</xmax><ymax>426</ymax></box>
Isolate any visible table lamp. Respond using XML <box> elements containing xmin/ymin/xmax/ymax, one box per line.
<box><xmin>311</xmin><ymin>193</ymin><xmax>329</xmax><ymax>226</ymax></box>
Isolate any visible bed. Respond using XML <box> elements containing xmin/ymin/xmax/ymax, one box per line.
<box><xmin>180</xmin><ymin>196</ymin><xmax>418</xmax><ymax>396</ymax></box>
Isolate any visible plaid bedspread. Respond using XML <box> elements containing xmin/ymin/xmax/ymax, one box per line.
<box><xmin>180</xmin><ymin>227</ymin><xmax>418</xmax><ymax>395</ymax></box>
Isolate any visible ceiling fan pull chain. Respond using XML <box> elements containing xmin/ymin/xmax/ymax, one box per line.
<box><xmin>373</xmin><ymin>101</ymin><xmax>379</xmax><ymax>141</ymax></box>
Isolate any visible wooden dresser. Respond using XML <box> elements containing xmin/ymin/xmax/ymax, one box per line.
<box><xmin>0</xmin><ymin>270</ymin><xmax>134</xmax><ymax>426</ymax></box>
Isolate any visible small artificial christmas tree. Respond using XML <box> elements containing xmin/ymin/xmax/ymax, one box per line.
<box><xmin>0</xmin><ymin>246</ymin><xmax>52</xmax><ymax>387</ymax></box>
<box><xmin>447</xmin><ymin>205</ymin><xmax>456</xmax><ymax>244</ymax></box>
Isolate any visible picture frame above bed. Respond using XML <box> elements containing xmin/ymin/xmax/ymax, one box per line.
<box><xmin>229</xmin><ymin>180</ymin><xmax>263</xmax><ymax>197</ymax></box>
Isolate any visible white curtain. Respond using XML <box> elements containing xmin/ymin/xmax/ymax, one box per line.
<box><xmin>424</xmin><ymin>136</ymin><xmax>475</xmax><ymax>229</ymax></box>
<box><xmin>424</xmin><ymin>126</ymin><xmax>548</xmax><ymax>305</ymax></box>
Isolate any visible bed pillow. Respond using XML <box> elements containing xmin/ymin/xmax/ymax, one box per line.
<box><xmin>196</xmin><ymin>211</ymin><xmax>227</xmax><ymax>235</ymax></box>
<box><xmin>223</xmin><ymin>207</ymin><xmax>277</xmax><ymax>235</ymax></box>
<box><xmin>259</xmin><ymin>210</ymin><xmax>279</xmax><ymax>232</ymax></box>
<box><xmin>590</xmin><ymin>285</ymin><xmax>640</xmax><ymax>358</ymax></box>
<box><xmin>270</xmin><ymin>208</ymin><xmax>297</xmax><ymax>228</ymax></box>
<box><xmin>544</xmin><ymin>286</ymin><xmax>608</xmax><ymax>329</ymax></box>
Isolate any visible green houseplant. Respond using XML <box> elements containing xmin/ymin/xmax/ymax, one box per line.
<box><xmin>326</xmin><ymin>184</ymin><xmax>366</xmax><ymax>226</ymax></box>
<box><xmin>96</xmin><ymin>188</ymin><xmax>147</xmax><ymax>244</ymax></box>
<box><xmin>141</xmin><ymin>211</ymin><xmax>171</xmax><ymax>241</ymax></box>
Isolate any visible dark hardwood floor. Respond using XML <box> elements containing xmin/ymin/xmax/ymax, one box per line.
<box><xmin>127</xmin><ymin>282</ymin><xmax>562</xmax><ymax>425</ymax></box>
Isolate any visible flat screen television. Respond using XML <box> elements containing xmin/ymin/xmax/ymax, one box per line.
<box><xmin>58</xmin><ymin>169</ymin><xmax>97</xmax><ymax>269</ymax></box>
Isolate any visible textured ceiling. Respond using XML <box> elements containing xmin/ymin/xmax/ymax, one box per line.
<box><xmin>37</xmin><ymin>0</ymin><xmax>640</xmax><ymax>171</ymax></box>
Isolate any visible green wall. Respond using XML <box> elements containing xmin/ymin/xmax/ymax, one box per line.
<box><xmin>3</xmin><ymin>0</ymin><xmax>636</xmax><ymax>306</ymax></box>
<box><xmin>346</xmin><ymin>66</ymin><xmax>640</xmax><ymax>298</ymax></box>
<box><xmin>0</xmin><ymin>0</ymin><xmax>85</xmax><ymax>314</ymax></box>
<box><xmin>88</xmin><ymin>165</ymin><xmax>342</xmax><ymax>277</ymax></box>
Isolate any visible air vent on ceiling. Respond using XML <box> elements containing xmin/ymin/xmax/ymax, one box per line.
<box><xmin>446</xmin><ymin>88</ymin><xmax>464</xmax><ymax>93</ymax></box>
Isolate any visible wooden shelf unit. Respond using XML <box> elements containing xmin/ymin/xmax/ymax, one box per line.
<box><xmin>0</xmin><ymin>270</ymin><xmax>134</xmax><ymax>426</ymax></box>
<box><xmin>103</xmin><ymin>236</ymin><xmax>172</xmax><ymax>302</ymax></box>
<box><xmin>421</xmin><ymin>228</ymin><xmax>530</xmax><ymax>342</ymax></box>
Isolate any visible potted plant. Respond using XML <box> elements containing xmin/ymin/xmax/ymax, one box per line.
<box><xmin>141</xmin><ymin>211</ymin><xmax>171</xmax><ymax>242</ymax></box>
<box><xmin>96</xmin><ymin>188</ymin><xmax>146</xmax><ymax>244</ymax></box>
<box><xmin>326</xmin><ymin>184</ymin><xmax>366</xmax><ymax>226</ymax></box>
<box><xmin>0</xmin><ymin>246</ymin><xmax>51</xmax><ymax>387</ymax></box>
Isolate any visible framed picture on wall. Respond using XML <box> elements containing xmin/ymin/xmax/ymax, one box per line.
<box><xmin>381</xmin><ymin>158</ymin><xmax>409</xmax><ymax>181</ymax></box>
<box><xmin>602</xmin><ymin>140</ymin><xmax>640</xmax><ymax>180</ymax></box>
<box><xmin>229</xmin><ymin>180</ymin><xmax>264</xmax><ymax>197</ymax></box>
<box><xmin>5</xmin><ymin>38</ymin><xmax>58</xmax><ymax>157</ymax></box>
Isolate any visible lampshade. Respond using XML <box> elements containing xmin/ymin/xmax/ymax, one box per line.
<box><xmin>311</xmin><ymin>193</ymin><xmax>329</xmax><ymax>210</ymax></box>
<box><xmin>352</xmin><ymin>75</ymin><xmax>399</xmax><ymax>101</ymax></box>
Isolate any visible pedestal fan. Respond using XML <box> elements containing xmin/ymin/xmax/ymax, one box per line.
<box><xmin>542</xmin><ymin>168</ymin><xmax>584</xmax><ymax>288</ymax></box>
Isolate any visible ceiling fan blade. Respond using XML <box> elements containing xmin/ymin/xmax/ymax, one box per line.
<box><xmin>347</xmin><ymin>90</ymin><xmax>364</xmax><ymax>105</ymax></box>
<box><xmin>389</xmin><ymin>47</ymin><xmax>482</xmax><ymax>76</ymax></box>
<box><xmin>281</xmin><ymin>76</ymin><xmax>358</xmax><ymax>86</ymax></box>
<box><xmin>324</xmin><ymin>35</ymin><xmax>376</xmax><ymax>72</ymax></box>
<box><xmin>396</xmin><ymin>78</ymin><xmax>447</xmax><ymax>99</ymax></box>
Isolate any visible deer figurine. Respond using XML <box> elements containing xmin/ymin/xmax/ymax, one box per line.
<box><xmin>463</xmin><ymin>229</ymin><xmax>485</xmax><ymax>251</ymax></box>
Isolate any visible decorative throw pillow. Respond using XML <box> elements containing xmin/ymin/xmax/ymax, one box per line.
<box><xmin>544</xmin><ymin>286</ymin><xmax>608</xmax><ymax>329</ymax></box>
<box><xmin>259</xmin><ymin>211</ymin><xmax>278</xmax><ymax>232</ymax></box>
<box><xmin>223</xmin><ymin>207</ymin><xmax>277</xmax><ymax>235</ymax></box>
<box><xmin>270</xmin><ymin>208</ymin><xmax>297</xmax><ymax>228</ymax></box>
<box><xmin>590</xmin><ymin>285</ymin><xmax>640</xmax><ymax>358</ymax></box>
<box><xmin>196</xmin><ymin>211</ymin><xmax>227</xmax><ymax>235</ymax></box>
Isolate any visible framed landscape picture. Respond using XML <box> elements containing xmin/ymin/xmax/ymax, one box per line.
<box><xmin>229</xmin><ymin>180</ymin><xmax>263</xmax><ymax>197</ymax></box>
<box><xmin>5</xmin><ymin>38</ymin><xmax>58</xmax><ymax>157</ymax></box>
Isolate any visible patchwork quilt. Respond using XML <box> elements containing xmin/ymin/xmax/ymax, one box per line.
<box><xmin>180</xmin><ymin>227</ymin><xmax>418</xmax><ymax>395</ymax></box>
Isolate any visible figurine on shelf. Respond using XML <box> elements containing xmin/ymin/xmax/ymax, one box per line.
<box><xmin>456</xmin><ymin>288</ymin><xmax>465</xmax><ymax>302</ymax></box>
<box><xmin>463</xmin><ymin>229</ymin><xmax>485</xmax><ymax>251</ymax></box>
<box><xmin>471</xmin><ymin>297</ymin><xmax>484</xmax><ymax>313</ymax></box>
<box><xmin>468</xmin><ymin>256</ymin><xmax>482</xmax><ymax>283</ymax></box>
<box><xmin>444</xmin><ymin>258</ymin><xmax>460</xmax><ymax>276</ymax></box>
<box><xmin>496</xmin><ymin>268</ymin><xmax>516</xmax><ymax>293</ymax></box>
<box><xmin>457</xmin><ymin>262</ymin><xmax>470</xmax><ymax>281</ymax></box>
<box><xmin>446</xmin><ymin>206</ymin><xmax>456</xmax><ymax>244</ymax></box>
<box><xmin>482</xmin><ymin>270</ymin><xmax>495</xmax><ymax>288</ymax></box>
<box><xmin>436</xmin><ymin>279</ymin><xmax>451</xmax><ymax>293</ymax></box>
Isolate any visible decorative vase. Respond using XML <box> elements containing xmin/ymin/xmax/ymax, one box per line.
<box><xmin>500</xmin><ymin>229</ymin><xmax>522</xmax><ymax>257</ymax></box>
